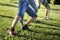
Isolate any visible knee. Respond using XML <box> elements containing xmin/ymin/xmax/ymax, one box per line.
<box><xmin>32</xmin><ymin>15</ymin><xmax>37</xmax><ymax>19</ymax></box>
<box><xmin>46</xmin><ymin>5</ymin><xmax>50</xmax><ymax>10</ymax></box>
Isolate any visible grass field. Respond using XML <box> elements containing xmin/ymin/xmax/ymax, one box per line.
<box><xmin>0</xmin><ymin>0</ymin><xmax>60</xmax><ymax>40</ymax></box>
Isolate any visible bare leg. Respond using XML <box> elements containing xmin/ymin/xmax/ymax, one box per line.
<box><xmin>46</xmin><ymin>9</ymin><xmax>48</xmax><ymax>16</ymax></box>
<box><xmin>45</xmin><ymin>6</ymin><xmax>50</xmax><ymax>20</ymax></box>
<box><xmin>42</xmin><ymin>0</ymin><xmax>50</xmax><ymax>20</ymax></box>
<box><xmin>8</xmin><ymin>15</ymin><xmax>20</xmax><ymax>36</ymax></box>
<box><xmin>11</xmin><ymin>15</ymin><xmax>20</xmax><ymax>28</ymax></box>
<box><xmin>24</xmin><ymin>17</ymin><xmax>36</xmax><ymax>25</ymax></box>
<box><xmin>22</xmin><ymin>17</ymin><xmax>36</xmax><ymax>30</ymax></box>
<box><xmin>45</xmin><ymin>8</ymin><xmax>49</xmax><ymax>19</ymax></box>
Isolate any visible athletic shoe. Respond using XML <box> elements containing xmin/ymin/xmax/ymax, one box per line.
<box><xmin>44</xmin><ymin>16</ymin><xmax>49</xmax><ymax>20</ymax></box>
<box><xmin>22</xmin><ymin>25</ymin><xmax>29</xmax><ymax>30</ymax></box>
<box><xmin>8</xmin><ymin>27</ymin><xmax>15</xmax><ymax>36</ymax></box>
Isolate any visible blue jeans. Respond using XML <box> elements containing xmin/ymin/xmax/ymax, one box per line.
<box><xmin>18</xmin><ymin>0</ymin><xmax>37</xmax><ymax>25</ymax></box>
<box><xmin>30</xmin><ymin>0</ymin><xmax>38</xmax><ymax>13</ymax></box>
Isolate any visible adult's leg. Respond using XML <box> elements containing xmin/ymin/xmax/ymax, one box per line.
<box><xmin>30</xmin><ymin>0</ymin><xmax>38</xmax><ymax>12</ymax></box>
<box><xmin>8</xmin><ymin>0</ymin><xmax>28</xmax><ymax>36</ymax></box>
<box><xmin>25</xmin><ymin>5</ymin><xmax>37</xmax><ymax>25</ymax></box>
<box><xmin>22</xmin><ymin>5</ymin><xmax>37</xmax><ymax>30</ymax></box>
<box><xmin>42</xmin><ymin>0</ymin><xmax>50</xmax><ymax>20</ymax></box>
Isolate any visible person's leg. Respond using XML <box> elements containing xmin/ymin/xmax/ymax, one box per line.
<box><xmin>35</xmin><ymin>0</ymin><xmax>40</xmax><ymax>8</ymax></box>
<box><xmin>8</xmin><ymin>15</ymin><xmax>20</xmax><ymax>36</ymax></box>
<box><xmin>30</xmin><ymin>0</ymin><xmax>38</xmax><ymax>12</ymax></box>
<box><xmin>37</xmin><ymin>0</ymin><xmax>42</xmax><ymax>9</ymax></box>
<box><xmin>42</xmin><ymin>0</ymin><xmax>50</xmax><ymax>20</ymax></box>
<box><xmin>29</xmin><ymin>0</ymin><xmax>40</xmax><ymax>22</ymax></box>
<box><xmin>22</xmin><ymin>5</ymin><xmax>37</xmax><ymax>30</ymax></box>
<box><xmin>26</xmin><ymin>5</ymin><xmax>37</xmax><ymax>24</ymax></box>
<box><xmin>8</xmin><ymin>0</ymin><xmax>28</xmax><ymax>36</ymax></box>
<box><xmin>45</xmin><ymin>6</ymin><xmax>50</xmax><ymax>19</ymax></box>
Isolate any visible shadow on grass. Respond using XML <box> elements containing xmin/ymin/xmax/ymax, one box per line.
<box><xmin>49</xmin><ymin>18</ymin><xmax>60</xmax><ymax>22</ymax></box>
<box><xmin>29</xmin><ymin>29</ymin><xmax>60</xmax><ymax>37</ymax></box>
<box><xmin>14</xmin><ymin>29</ymin><xmax>39</xmax><ymax>37</ymax></box>
<box><xmin>34</xmin><ymin>20</ymin><xmax>60</xmax><ymax>27</ymax></box>
<box><xmin>29</xmin><ymin>24</ymin><xmax>60</xmax><ymax>30</ymax></box>
<box><xmin>51</xmin><ymin>9</ymin><xmax>60</xmax><ymax>11</ymax></box>
<box><xmin>42</xmin><ymin>31</ymin><xmax>60</xmax><ymax>37</ymax></box>
<box><xmin>14</xmin><ymin>33</ymin><xmax>40</xmax><ymax>40</ymax></box>
<box><xmin>23</xmin><ymin>19</ymin><xmax>60</xmax><ymax>27</ymax></box>
<box><xmin>14</xmin><ymin>30</ymin><xmax>40</xmax><ymax>40</ymax></box>
<box><xmin>29</xmin><ymin>23</ymin><xmax>60</xmax><ymax>30</ymax></box>
<box><xmin>0</xmin><ymin>2</ymin><xmax>17</xmax><ymax>7</ymax></box>
<box><xmin>11</xmin><ymin>1</ymin><xmax>18</xmax><ymax>4</ymax></box>
<box><xmin>15</xmin><ymin>28</ymin><xmax>60</xmax><ymax>39</ymax></box>
<box><xmin>0</xmin><ymin>15</ymin><xmax>14</xmax><ymax>19</ymax></box>
<box><xmin>24</xmin><ymin>19</ymin><xmax>60</xmax><ymax>27</ymax></box>
<box><xmin>15</xmin><ymin>33</ymin><xmax>26</xmax><ymax>37</ymax></box>
<box><xmin>37</xmin><ymin>26</ymin><xmax>60</xmax><ymax>30</ymax></box>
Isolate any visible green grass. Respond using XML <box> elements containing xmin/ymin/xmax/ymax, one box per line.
<box><xmin>0</xmin><ymin>0</ymin><xmax>60</xmax><ymax>40</ymax></box>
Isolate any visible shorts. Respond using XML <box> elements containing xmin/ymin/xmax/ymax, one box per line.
<box><xmin>18</xmin><ymin>0</ymin><xmax>37</xmax><ymax>18</ymax></box>
<box><xmin>42</xmin><ymin>0</ymin><xmax>50</xmax><ymax>9</ymax></box>
<box><xmin>36</xmin><ymin>0</ymin><xmax>50</xmax><ymax>9</ymax></box>
<box><xmin>30</xmin><ymin>0</ymin><xmax>38</xmax><ymax>12</ymax></box>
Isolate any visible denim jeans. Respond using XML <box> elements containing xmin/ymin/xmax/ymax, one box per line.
<box><xmin>18</xmin><ymin>0</ymin><xmax>37</xmax><ymax>25</ymax></box>
<box><xmin>30</xmin><ymin>0</ymin><xmax>38</xmax><ymax>13</ymax></box>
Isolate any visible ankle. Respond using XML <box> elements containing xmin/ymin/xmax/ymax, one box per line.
<box><xmin>10</xmin><ymin>27</ymin><xmax>15</xmax><ymax>31</ymax></box>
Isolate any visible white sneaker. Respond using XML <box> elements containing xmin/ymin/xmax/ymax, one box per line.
<box><xmin>8</xmin><ymin>28</ymin><xmax>15</xmax><ymax>36</ymax></box>
<box><xmin>8</xmin><ymin>30</ymin><xmax>13</xmax><ymax>36</ymax></box>
<box><xmin>44</xmin><ymin>17</ymin><xmax>49</xmax><ymax>20</ymax></box>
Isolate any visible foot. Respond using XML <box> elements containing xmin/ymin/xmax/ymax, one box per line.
<box><xmin>8</xmin><ymin>27</ymin><xmax>15</xmax><ymax>36</ymax></box>
<box><xmin>44</xmin><ymin>17</ymin><xmax>49</xmax><ymax>20</ymax></box>
<box><xmin>22</xmin><ymin>25</ymin><xmax>29</xmax><ymax>30</ymax></box>
<box><xmin>40</xmin><ymin>17</ymin><xmax>49</xmax><ymax>20</ymax></box>
<box><xmin>33</xmin><ymin>20</ymin><xmax>36</xmax><ymax>22</ymax></box>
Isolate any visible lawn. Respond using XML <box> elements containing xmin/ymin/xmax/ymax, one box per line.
<box><xmin>0</xmin><ymin>0</ymin><xmax>60</xmax><ymax>40</ymax></box>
